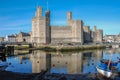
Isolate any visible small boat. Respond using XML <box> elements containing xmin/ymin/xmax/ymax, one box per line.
<box><xmin>100</xmin><ymin>59</ymin><xmax>118</xmax><ymax>66</ymax></box>
<box><xmin>97</xmin><ymin>53</ymin><xmax>114</xmax><ymax>78</ymax></box>
<box><xmin>96</xmin><ymin>66</ymin><xmax>112</xmax><ymax>78</ymax></box>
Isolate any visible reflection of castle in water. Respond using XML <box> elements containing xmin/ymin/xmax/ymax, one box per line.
<box><xmin>0</xmin><ymin>53</ymin><xmax>6</xmax><ymax>61</ymax></box>
<box><xmin>27</xmin><ymin>50</ymin><xmax>103</xmax><ymax>74</ymax></box>
<box><xmin>51</xmin><ymin>52</ymin><xmax>83</xmax><ymax>74</ymax></box>
<box><xmin>29</xmin><ymin>51</ymin><xmax>51</xmax><ymax>73</ymax></box>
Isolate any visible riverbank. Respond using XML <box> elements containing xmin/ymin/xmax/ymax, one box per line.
<box><xmin>14</xmin><ymin>44</ymin><xmax>106</xmax><ymax>52</ymax></box>
<box><xmin>0</xmin><ymin>70</ymin><xmax>120</xmax><ymax>80</ymax></box>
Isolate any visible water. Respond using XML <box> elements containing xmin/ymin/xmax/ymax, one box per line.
<box><xmin>0</xmin><ymin>48</ymin><xmax>120</xmax><ymax>74</ymax></box>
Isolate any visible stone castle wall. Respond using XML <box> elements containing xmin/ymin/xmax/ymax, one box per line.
<box><xmin>83</xmin><ymin>26</ymin><xmax>91</xmax><ymax>43</ymax></box>
<box><xmin>31</xmin><ymin>7</ymin><xmax>51</xmax><ymax>44</ymax></box>
<box><xmin>96</xmin><ymin>29</ymin><xmax>103</xmax><ymax>42</ymax></box>
<box><xmin>92</xmin><ymin>26</ymin><xmax>103</xmax><ymax>43</ymax></box>
<box><xmin>51</xmin><ymin>26</ymin><xmax>72</xmax><ymax>43</ymax></box>
<box><xmin>31</xmin><ymin>6</ymin><xmax>103</xmax><ymax>44</ymax></box>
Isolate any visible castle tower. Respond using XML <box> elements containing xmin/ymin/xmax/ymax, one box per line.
<box><xmin>72</xmin><ymin>20</ymin><xmax>84</xmax><ymax>44</ymax></box>
<box><xmin>30</xmin><ymin>51</ymin><xmax>51</xmax><ymax>73</ymax></box>
<box><xmin>92</xmin><ymin>26</ymin><xmax>103</xmax><ymax>43</ymax></box>
<box><xmin>31</xmin><ymin>6</ymin><xmax>51</xmax><ymax>44</ymax></box>
<box><xmin>36</xmin><ymin>7</ymin><xmax>42</xmax><ymax>18</ymax></box>
<box><xmin>67</xmin><ymin>12</ymin><xmax>72</xmax><ymax>25</ymax></box>
<box><xmin>96</xmin><ymin>30</ymin><xmax>103</xmax><ymax>42</ymax></box>
<box><xmin>45</xmin><ymin>10</ymin><xmax>51</xmax><ymax>44</ymax></box>
<box><xmin>93</xmin><ymin>26</ymin><xmax>97</xmax><ymax>43</ymax></box>
<box><xmin>83</xmin><ymin>26</ymin><xmax>91</xmax><ymax>43</ymax></box>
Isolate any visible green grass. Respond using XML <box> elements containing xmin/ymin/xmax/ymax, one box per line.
<box><xmin>12</xmin><ymin>44</ymin><xmax>106</xmax><ymax>52</ymax></box>
<box><xmin>14</xmin><ymin>46</ymin><xmax>30</xmax><ymax>50</ymax></box>
<box><xmin>59</xmin><ymin>45</ymin><xmax>106</xmax><ymax>52</ymax></box>
<box><xmin>37</xmin><ymin>45</ymin><xmax>106</xmax><ymax>52</ymax></box>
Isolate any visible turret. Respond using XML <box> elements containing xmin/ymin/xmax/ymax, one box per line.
<box><xmin>67</xmin><ymin>12</ymin><xmax>72</xmax><ymax>25</ymax></box>
<box><xmin>45</xmin><ymin>10</ymin><xmax>51</xmax><ymax>43</ymax></box>
<box><xmin>36</xmin><ymin>7</ymin><xmax>42</xmax><ymax>18</ymax></box>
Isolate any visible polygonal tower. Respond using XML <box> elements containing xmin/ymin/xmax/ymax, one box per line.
<box><xmin>31</xmin><ymin>7</ymin><xmax>51</xmax><ymax>44</ymax></box>
<box><xmin>67</xmin><ymin>12</ymin><xmax>72</xmax><ymax>25</ymax></box>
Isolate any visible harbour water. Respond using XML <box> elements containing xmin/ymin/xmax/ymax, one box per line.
<box><xmin>0</xmin><ymin>48</ymin><xmax>120</xmax><ymax>75</ymax></box>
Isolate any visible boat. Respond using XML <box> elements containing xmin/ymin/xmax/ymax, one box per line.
<box><xmin>96</xmin><ymin>66</ymin><xmax>112</xmax><ymax>78</ymax></box>
<box><xmin>96</xmin><ymin>53</ymin><xmax>113</xmax><ymax>78</ymax></box>
<box><xmin>100</xmin><ymin>59</ymin><xmax>118</xmax><ymax>66</ymax></box>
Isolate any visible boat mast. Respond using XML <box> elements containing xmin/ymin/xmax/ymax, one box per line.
<box><xmin>107</xmin><ymin>53</ymin><xmax>112</xmax><ymax>69</ymax></box>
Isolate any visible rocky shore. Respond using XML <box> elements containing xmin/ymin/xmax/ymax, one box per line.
<box><xmin>0</xmin><ymin>70</ymin><xmax>120</xmax><ymax>80</ymax></box>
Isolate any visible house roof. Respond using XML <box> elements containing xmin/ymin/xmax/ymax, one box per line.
<box><xmin>19</xmin><ymin>32</ymin><xmax>30</xmax><ymax>36</ymax></box>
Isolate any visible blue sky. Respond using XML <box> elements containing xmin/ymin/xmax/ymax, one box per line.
<box><xmin>0</xmin><ymin>0</ymin><xmax>120</xmax><ymax>37</ymax></box>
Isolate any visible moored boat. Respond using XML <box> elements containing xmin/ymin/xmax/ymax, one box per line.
<box><xmin>96</xmin><ymin>66</ymin><xmax>112</xmax><ymax>78</ymax></box>
<box><xmin>100</xmin><ymin>59</ymin><xmax>118</xmax><ymax>66</ymax></box>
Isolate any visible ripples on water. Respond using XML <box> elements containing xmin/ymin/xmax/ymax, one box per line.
<box><xmin>0</xmin><ymin>48</ymin><xmax>120</xmax><ymax>74</ymax></box>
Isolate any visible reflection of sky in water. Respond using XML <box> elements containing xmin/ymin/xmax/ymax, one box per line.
<box><xmin>102</xmin><ymin>51</ymin><xmax>120</xmax><ymax>70</ymax></box>
<box><xmin>0</xmin><ymin>49</ymin><xmax>120</xmax><ymax>74</ymax></box>
<box><xmin>50</xmin><ymin>68</ymin><xmax>67</xmax><ymax>74</ymax></box>
<box><xmin>83</xmin><ymin>58</ymin><xmax>97</xmax><ymax>74</ymax></box>
<box><xmin>5</xmin><ymin>57</ymin><xmax>32</xmax><ymax>73</ymax></box>
<box><xmin>103</xmin><ymin>52</ymin><xmax>120</xmax><ymax>61</ymax></box>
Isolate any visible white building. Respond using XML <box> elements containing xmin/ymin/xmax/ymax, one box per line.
<box><xmin>5</xmin><ymin>34</ymin><xmax>17</xmax><ymax>42</ymax></box>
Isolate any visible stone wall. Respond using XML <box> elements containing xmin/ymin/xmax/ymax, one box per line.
<box><xmin>45</xmin><ymin>11</ymin><xmax>51</xmax><ymax>44</ymax></box>
<box><xmin>96</xmin><ymin>29</ymin><xmax>103</xmax><ymax>42</ymax></box>
<box><xmin>92</xmin><ymin>26</ymin><xmax>103</xmax><ymax>43</ymax></box>
<box><xmin>71</xmin><ymin>20</ymin><xmax>83</xmax><ymax>44</ymax></box>
<box><xmin>31</xmin><ymin>7</ymin><xmax>51</xmax><ymax>44</ymax></box>
<box><xmin>17</xmin><ymin>32</ymin><xmax>30</xmax><ymax>42</ymax></box>
<box><xmin>83</xmin><ymin>26</ymin><xmax>91</xmax><ymax>43</ymax></box>
<box><xmin>31</xmin><ymin>6</ymin><xmax>103</xmax><ymax>44</ymax></box>
<box><xmin>51</xmin><ymin>26</ymin><xmax>72</xmax><ymax>43</ymax></box>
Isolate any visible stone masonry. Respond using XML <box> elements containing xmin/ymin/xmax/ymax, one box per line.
<box><xmin>31</xmin><ymin>7</ymin><xmax>51</xmax><ymax>44</ymax></box>
<box><xmin>31</xmin><ymin>6</ymin><xmax>103</xmax><ymax>44</ymax></box>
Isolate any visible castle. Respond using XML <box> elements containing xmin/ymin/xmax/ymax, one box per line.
<box><xmin>31</xmin><ymin>6</ymin><xmax>103</xmax><ymax>45</ymax></box>
<box><xmin>3</xmin><ymin>6</ymin><xmax>103</xmax><ymax>45</ymax></box>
